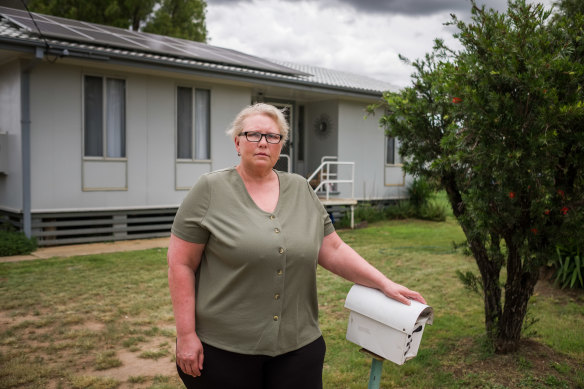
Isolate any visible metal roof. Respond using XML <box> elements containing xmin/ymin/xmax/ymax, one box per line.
<box><xmin>0</xmin><ymin>6</ymin><xmax>391</xmax><ymax>96</ymax></box>
<box><xmin>272</xmin><ymin>60</ymin><xmax>395</xmax><ymax>94</ymax></box>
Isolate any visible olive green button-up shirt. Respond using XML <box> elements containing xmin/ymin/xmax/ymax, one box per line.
<box><xmin>171</xmin><ymin>168</ymin><xmax>334</xmax><ymax>356</ymax></box>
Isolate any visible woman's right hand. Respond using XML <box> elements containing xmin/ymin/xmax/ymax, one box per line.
<box><xmin>176</xmin><ymin>333</ymin><xmax>204</xmax><ymax>377</ymax></box>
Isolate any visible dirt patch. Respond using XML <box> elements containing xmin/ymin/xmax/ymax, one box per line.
<box><xmin>68</xmin><ymin>320</ymin><xmax>105</xmax><ymax>332</ymax></box>
<box><xmin>45</xmin><ymin>337</ymin><xmax>179</xmax><ymax>389</ymax></box>
<box><xmin>535</xmin><ymin>267</ymin><xmax>584</xmax><ymax>303</ymax></box>
<box><xmin>0</xmin><ymin>310</ymin><xmax>44</xmax><ymax>326</ymax></box>
<box><xmin>445</xmin><ymin>337</ymin><xmax>582</xmax><ymax>387</ymax></box>
<box><xmin>92</xmin><ymin>343</ymin><xmax>177</xmax><ymax>386</ymax></box>
<box><xmin>1</xmin><ymin>308</ymin><xmax>180</xmax><ymax>388</ymax></box>
<box><xmin>441</xmin><ymin>272</ymin><xmax>584</xmax><ymax>387</ymax></box>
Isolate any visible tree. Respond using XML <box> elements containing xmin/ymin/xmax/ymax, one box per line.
<box><xmin>121</xmin><ymin>0</ymin><xmax>157</xmax><ymax>31</ymax></box>
<box><xmin>371</xmin><ymin>0</ymin><xmax>583</xmax><ymax>353</ymax></box>
<box><xmin>27</xmin><ymin>0</ymin><xmax>153</xmax><ymax>29</ymax></box>
<box><xmin>27</xmin><ymin>0</ymin><xmax>207</xmax><ymax>42</ymax></box>
<box><xmin>143</xmin><ymin>0</ymin><xmax>207</xmax><ymax>42</ymax></box>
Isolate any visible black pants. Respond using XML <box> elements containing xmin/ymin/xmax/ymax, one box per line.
<box><xmin>177</xmin><ymin>336</ymin><xmax>326</xmax><ymax>389</ymax></box>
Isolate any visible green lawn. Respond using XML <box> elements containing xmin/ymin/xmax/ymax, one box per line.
<box><xmin>1</xmin><ymin>218</ymin><xmax>582</xmax><ymax>388</ymax></box>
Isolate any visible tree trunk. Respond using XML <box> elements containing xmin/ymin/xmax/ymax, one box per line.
<box><xmin>495</xmin><ymin>242</ymin><xmax>540</xmax><ymax>353</ymax></box>
<box><xmin>443</xmin><ymin>174</ymin><xmax>503</xmax><ymax>342</ymax></box>
<box><xmin>131</xmin><ymin>15</ymin><xmax>140</xmax><ymax>32</ymax></box>
<box><xmin>461</xmin><ymin>229</ymin><xmax>503</xmax><ymax>339</ymax></box>
<box><xmin>476</xmin><ymin>251</ymin><xmax>503</xmax><ymax>340</ymax></box>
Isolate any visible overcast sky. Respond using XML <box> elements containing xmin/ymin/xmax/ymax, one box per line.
<box><xmin>205</xmin><ymin>0</ymin><xmax>556</xmax><ymax>89</ymax></box>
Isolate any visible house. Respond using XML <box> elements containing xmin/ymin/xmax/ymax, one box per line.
<box><xmin>0</xmin><ymin>6</ymin><xmax>410</xmax><ymax>246</ymax></box>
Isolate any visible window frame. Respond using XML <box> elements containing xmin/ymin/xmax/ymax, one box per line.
<box><xmin>384</xmin><ymin>135</ymin><xmax>401</xmax><ymax>166</ymax></box>
<box><xmin>175</xmin><ymin>85</ymin><xmax>211</xmax><ymax>162</ymax></box>
<box><xmin>82</xmin><ymin>74</ymin><xmax>127</xmax><ymax>161</ymax></box>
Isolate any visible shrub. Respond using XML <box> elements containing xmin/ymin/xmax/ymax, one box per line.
<box><xmin>553</xmin><ymin>246</ymin><xmax>583</xmax><ymax>289</ymax></box>
<box><xmin>0</xmin><ymin>227</ymin><xmax>37</xmax><ymax>256</ymax></box>
<box><xmin>335</xmin><ymin>203</ymin><xmax>387</xmax><ymax>228</ymax></box>
<box><xmin>333</xmin><ymin>194</ymin><xmax>447</xmax><ymax>229</ymax></box>
<box><xmin>385</xmin><ymin>201</ymin><xmax>414</xmax><ymax>219</ymax></box>
<box><xmin>408</xmin><ymin>177</ymin><xmax>433</xmax><ymax>209</ymax></box>
<box><xmin>418</xmin><ymin>201</ymin><xmax>447</xmax><ymax>222</ymax></box>
<box><xmin>354</xmin><ymin>203</ymin><xmax>386</xmax><ymax>223</ymax></box>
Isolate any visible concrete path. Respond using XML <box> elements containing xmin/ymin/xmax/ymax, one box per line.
<box><xmin>0</xmin><ymin>237</ymin><xmax>170</xmax><ymax>263</ymax></box>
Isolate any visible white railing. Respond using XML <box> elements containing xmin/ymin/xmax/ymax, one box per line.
<box><xmin>307</xmin><ymin>156</ymin><xmax>355</xmax><ymax>201</ymax></box>
<box><xmin>320</xmin><ymin>156</ymin><xmax>338</xmax><ymax>190</ymax></box>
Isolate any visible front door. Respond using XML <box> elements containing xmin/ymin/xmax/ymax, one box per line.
<box><xmin>269</xmin><ymin>102</ymin><xmax>293</xmax><ymax>172</ymax></box>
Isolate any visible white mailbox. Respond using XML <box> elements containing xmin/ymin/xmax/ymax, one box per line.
<box><xmin>344</xmin><ymin>284</ymin><xmax>433</xmax><ymax>365</ymax></box>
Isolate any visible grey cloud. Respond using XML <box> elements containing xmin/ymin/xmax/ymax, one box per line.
<box><xmin>334</xmin><ymin>0</ymin><xmax>474</xmax><ymax>15</ymax></box>
<box><xmin>206</xmin><ymin>0</ymin><xmax>510</xmax><ymax>17</ymax></box>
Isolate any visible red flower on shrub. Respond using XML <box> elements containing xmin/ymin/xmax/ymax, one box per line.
<box><xmin>561</xmin><ymin>206</ymin><xmax>569</xmax><ymax>215</ymax></box>
<box><xmin>557</xmin><ymin>189</ymin><xmax>565</xmax><ymax>198</ymax></box>
<box><xmin>452</xmin><ymin>97</ymin><xmax>462</xmax><ymax>104</ymax></box>
<box><xmin>509</xmin><ymin>192</ymin><xmax>516</xmax><ymax>199</ymax></box>
<box><xmin>531</xmin><ymin>228</ymin><xmax>538</xmax><ymax>235</ymax></box>
<box><xmin>544</xmin><ymin>209</ymin><xmax>550</xmax><ymax>215</ymax></box>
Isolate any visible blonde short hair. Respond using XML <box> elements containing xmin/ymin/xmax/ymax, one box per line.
<box><xmin>226</xmin><ymin>103</ymin><xmax>289</xmax><ymax>143</ymax></box>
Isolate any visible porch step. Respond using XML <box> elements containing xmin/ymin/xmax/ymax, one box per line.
<box><xmin>318</xmin><ymin>197</ymin><xmax>358</xmax><ymax>206</ymax></box>
<box><xmin>315</xmin><ymin>190</ymin><xmax>341</xmax><ymax>196</ymax></box>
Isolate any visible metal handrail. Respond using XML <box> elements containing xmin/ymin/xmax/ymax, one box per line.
<box><xmin>320</xmin><ymin>156</ymin><xmax>338</xmax><ymax>183</ymax></box>
<box><xmin>307</xmin><ymin>160</ymin><xmax>355</xmax><ymax>201</ymax></box>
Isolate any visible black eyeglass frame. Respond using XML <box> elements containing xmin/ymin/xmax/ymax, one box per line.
<box><xmin>239</xmin><ymin>131</ymin><xmax>283</xmax><ymax>144</ymax></box>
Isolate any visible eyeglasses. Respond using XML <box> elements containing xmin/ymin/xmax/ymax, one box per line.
<box><xmin>239</xmin><ymin>131</ymin><xmax>283</xmax><ymax>144</ymax></box>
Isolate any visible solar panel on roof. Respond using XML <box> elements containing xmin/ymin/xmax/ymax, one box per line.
<box><xmin>5</xmin><ymin>15</ymin><xmax>92</xmax><ymax>40</ymax></box>
<box><xmin>39</xmin><ymin>15</ymin><xmax>93</xmax><ymax>29</ymax></box>
<box><xmin>78</xmin><ymin>28</ymin><xmax>148</xmax><ymax>48</ymax></box>
<box><xmin>0</xmin><ymin>6</ymin><xmax>28</xmax><ymax>18</ymax></box>
<box><xmin>78</xmin><ymin>19</ymin><xmax>141</xmax><ymax>37</ymax></box>
<box><xmin>0</xmin><ymin>5</ymin><xmax>308</xmax><ymax>76</ymax></box>
<box><xmin>76</xmin><ymin>24</ymin><xmax>150</xmax><ymax>49</ymax></box>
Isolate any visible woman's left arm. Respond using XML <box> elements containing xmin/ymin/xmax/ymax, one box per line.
<box><xmin>318</xmin><ymin>231</ymin><xmax>426</xmax><ymax>305</ymax></box>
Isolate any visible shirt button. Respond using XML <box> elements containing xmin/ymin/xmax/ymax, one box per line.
<box><xmin>274</xmin><ymin>293</ymin><xmax>280</xmax><ymax>300</ymax></box>
<box><xmin>273</xmin><ymin>315</ymin><xmax>279</xmax><ymax>321</ymax></box>
<box><xmin>270</xmin><ymin>215</ymin><xmax>276</xmax><ymax>220</ymax></box>
<box><xmin>279</xmin><ymin>247</ymin><xmax>285</xmax><ymax>254</ymax></box>
<box><xmin>274</xmin><ymin>228</ymin><xmax>280</xmax><ymax>233</ymax></box>
<box><xmin>277</xmin><ymin>269</ymin><xmax>283</xmax><ymax>275</ymax></box>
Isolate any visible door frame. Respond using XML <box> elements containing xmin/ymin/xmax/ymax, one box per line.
<box><xmin>265</xmin><ymin>100</ymin><xmax>295</xmax><ymax>172</ymax></box>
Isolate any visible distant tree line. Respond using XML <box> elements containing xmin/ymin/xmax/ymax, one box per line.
<box><xmin>26</xmin><ymin>0</ymin><xmax>208</xmax><ymax>42</ymax></box>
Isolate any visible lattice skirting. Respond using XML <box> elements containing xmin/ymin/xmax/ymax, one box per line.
<box><xmin>0</xmin><ymin>208</ymin><xmax>178</xmax><ymax>246</ymax></box>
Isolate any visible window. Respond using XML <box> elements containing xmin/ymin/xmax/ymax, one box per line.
<box><xmin>177</xmin><ymin>87</ymin><xmax>211</xmax><ymax>160</ymax></box>
<box><xmin>385</xmin><ymin>136</ymin><xmax>397</xmax><ymax>165</ymax></box>
<box><xmin>84</xmin><ymin>75</ymin><xmax>126</xmax><ymax>158</ymax></box>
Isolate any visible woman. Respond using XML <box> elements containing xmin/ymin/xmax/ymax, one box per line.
<box><xmin>168</xmin><ymin>103</ymin><xmax>426</xmax><ymax>389</ymax></box>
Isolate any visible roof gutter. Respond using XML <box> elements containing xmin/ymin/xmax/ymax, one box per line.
<box><xmin>105</xmin><ymin>53</ymin><xmax>386</xmax><ymax>100</ymax></box>
<box><xmin>0</xmin><ymin>37</ymin><xmax>386</xmax><ymax>100</ymax></box>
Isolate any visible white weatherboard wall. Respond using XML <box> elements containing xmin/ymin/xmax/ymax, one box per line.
<box><xmin>338</xmin><ymin>101</ymin><xmax>409</xmax><ymax>200</ymax></box>
<box><xmin>127</xmin><ymin>74</ymin><xmax>173</xmax><ymax>201</ymax></box>
<box><xmin>0</xmin><ymin>60</ymin><xmax>22</xmax><ymax>212</ymax></box>
<box><xmin>305</xmin><ymin>100</ymin><xmax>339</xmax><ymax>175</ymax></box>
<box><xmin>30</xmin><ymin>63</ymin><xmax>83</xmax><ymax>210</ymax></box>
<box><xmin>28</xmin><ymin>62</ymin><xmax>246</xmax><ymax>212</ymax></box>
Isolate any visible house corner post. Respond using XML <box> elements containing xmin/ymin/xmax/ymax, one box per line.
<box><xmin>21</xmin><ymin>67</ymin><xmax>31</xmax><ymax>238</ymax></box>
<box><xmin>20</xmin><ymin>51</ymin><xmax>42</xmax><ymax>239</ymax></box>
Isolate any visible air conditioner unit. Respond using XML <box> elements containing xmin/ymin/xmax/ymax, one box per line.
<box><xmin>0</xmin><ymin>132</ymin><xmax>8</xmax><ymax>174</ymax></box>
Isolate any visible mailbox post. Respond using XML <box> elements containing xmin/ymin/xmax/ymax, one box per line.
<box><xmin>344</xmin><ymin>284</ymin><xmax>434</xmax><ymax>387</ymax></box>
<box><xmin>360</xmin><ymin>349</ymin><xmax>384</xmax><ymax>389</ymax></box>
